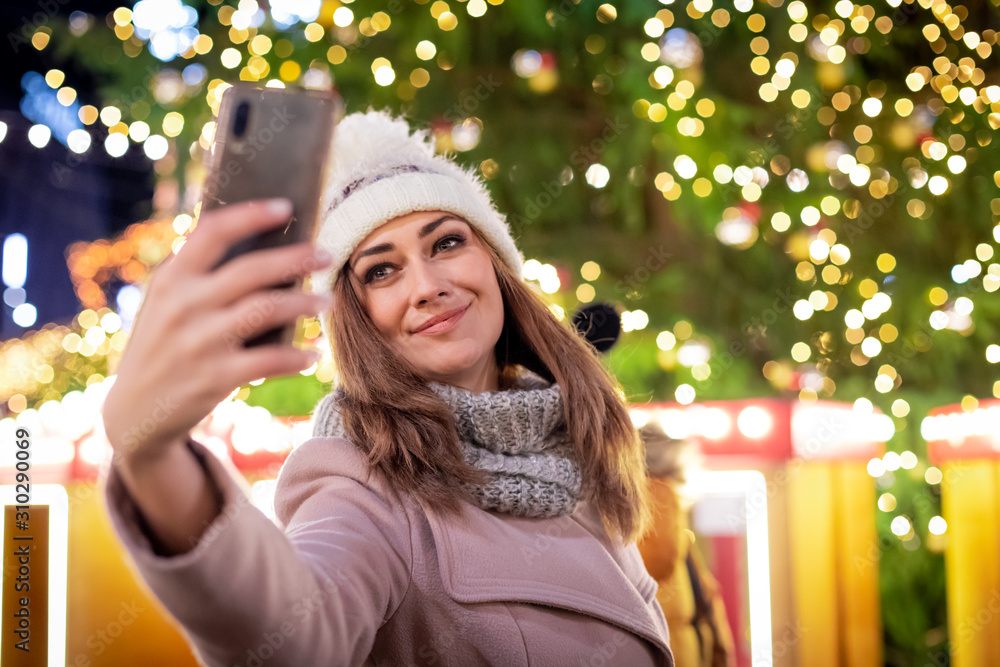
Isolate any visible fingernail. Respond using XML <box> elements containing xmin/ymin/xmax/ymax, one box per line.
<box><xmin>314</xmin><ymin>246</ymin><xmax>332</xmax><ymax>263</ymax></box>
<box><xmin>267</xmin><ymin>198</ymin><xmax>293</xmax><ymax>216</ymax></box>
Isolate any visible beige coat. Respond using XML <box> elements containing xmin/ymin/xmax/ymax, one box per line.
<box><xmin>103</xmin><ymin>436</ymin><xmax>675</xmax><ymax>666</ymax></box>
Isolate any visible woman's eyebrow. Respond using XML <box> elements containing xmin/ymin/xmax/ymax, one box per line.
<box><xmin>355</xmin><ymin>216</ymin><xmax>455</xmax><ymax>259</ymax></box>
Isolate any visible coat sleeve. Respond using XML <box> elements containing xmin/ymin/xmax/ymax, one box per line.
<box><xmin>101</xmin><ymin>436</ymin><xmax>413</xmax><ymax>667</ymax></box>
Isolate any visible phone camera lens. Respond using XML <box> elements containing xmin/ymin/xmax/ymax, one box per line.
<box><xmin>233</xmin><ymin>101</ymin><xmax>250</xmax><ymax>138</ymax></box>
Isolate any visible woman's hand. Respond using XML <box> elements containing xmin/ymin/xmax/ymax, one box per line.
<box><xmin>102</xmin><ymin>198</ymin><xmax>333</xmax><ymax>470</ymax></box>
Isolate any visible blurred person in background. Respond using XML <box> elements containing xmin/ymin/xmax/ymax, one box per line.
<box><xmin>637</xmin><ymin>423</ymin><xmax>735</xmax><ymax>667</ymax></box>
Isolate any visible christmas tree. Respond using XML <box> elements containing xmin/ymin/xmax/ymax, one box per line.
<box><xmin>5</xmin><ymin>0</ymin><xmax>1000</xmax><ymax>662</ymax></box>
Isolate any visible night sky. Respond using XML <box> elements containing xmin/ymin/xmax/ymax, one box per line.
<box><xmin>1</xmin><ymin>1</ymin><xmax>154</xmax><ymax>338</ymax></box>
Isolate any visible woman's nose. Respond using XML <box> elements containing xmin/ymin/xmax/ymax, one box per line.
<box><xmin>407</xmin><ymin>258</ymin><xmax>449</xmax><ymax>304</ymax></box>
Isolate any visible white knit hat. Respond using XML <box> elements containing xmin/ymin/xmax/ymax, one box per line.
<box><xmin>310</xmin><ymin>110</ymin><xmax>524</xmax><ymax>302</ymax></box>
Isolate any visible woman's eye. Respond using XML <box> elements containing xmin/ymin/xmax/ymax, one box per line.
<box><xmin>437</xmin><ymin>234</ymin><xmax>465</xmax><ymax>251</ymax></box>
<box><xmin>365</xmin><ymin>265</ymin><xmax>392</xmax><ymax>283</ymax></box>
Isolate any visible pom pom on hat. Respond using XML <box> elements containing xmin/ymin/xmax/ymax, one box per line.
<box><xmin>310</xmin><ymin>110</ymin><xmax>524</xmax><ymax>303</ymax></box>
<box><xmin>325</xmin><ymin>110</ymin><xmax>435</xmax><ymax>176</ymax></box>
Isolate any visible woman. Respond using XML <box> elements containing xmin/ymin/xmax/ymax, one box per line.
<box><xmin>101</xmin><ymin>110</ymin><xmax>674</xmax><ymax>666</ymax></box>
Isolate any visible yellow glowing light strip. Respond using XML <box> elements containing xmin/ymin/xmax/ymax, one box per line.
<box><xmin>681</xmin><ymin>470</ymin><xmax>773</xmax><ymax>667</ymax></box>
<box><xmin>0</xmin><ymin>484</ymin><xmax>68</xmax><ymax>666</ymax></box>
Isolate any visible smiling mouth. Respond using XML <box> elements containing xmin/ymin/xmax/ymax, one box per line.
<box><xmin>415</xmin><ymin>306</ymin><xmax>469</xmax><ymax>335</ymax></box>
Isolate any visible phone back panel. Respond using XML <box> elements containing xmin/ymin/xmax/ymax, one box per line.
<box><xmin>200</xmin><ymin>84</ymin><xmax>336</xmax><ymax>346</ymax></box>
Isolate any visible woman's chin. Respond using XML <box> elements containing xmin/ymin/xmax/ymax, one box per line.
<box><xmin>422</xmin><ymin>365</ymin><xmax>474</xmax><ymax>383</ymax></box>
<box><xmin>418</xmin><ymin>356</ymin><xmax>492</xmax><ymax>386</ymax></box>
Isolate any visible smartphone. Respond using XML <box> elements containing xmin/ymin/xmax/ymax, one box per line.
<box><xmin>200</xmin><ymin>83</ymin><xmax>338</xmax><ymax>348</ymax></box>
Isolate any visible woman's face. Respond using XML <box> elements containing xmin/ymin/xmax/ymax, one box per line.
<box><xmin>348</xmin><ymin>210</ymin><xmax>505</xmax><ymax>393</ymax></box>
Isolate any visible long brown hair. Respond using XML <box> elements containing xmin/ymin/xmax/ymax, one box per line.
<box><xmin>324</xmin><ymin>225</ymin><xmax>652</xmax><ymax>543</ymax></box>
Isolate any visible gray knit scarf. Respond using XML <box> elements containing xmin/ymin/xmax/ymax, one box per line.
<box><xmin>310</xmin><ymin>370</ymin><xmax>583</xmax><ymax>518</ymax></box>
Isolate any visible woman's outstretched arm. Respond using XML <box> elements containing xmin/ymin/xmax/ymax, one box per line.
<box><xmin>111</xmin><ymin>435</ymin><xmax>224</xmax><ymax>556</ymax></box>
<box><xmin>101</xmin><ymin>198</ymin><xmax>332</xmax><ymax>554</ymax></box>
